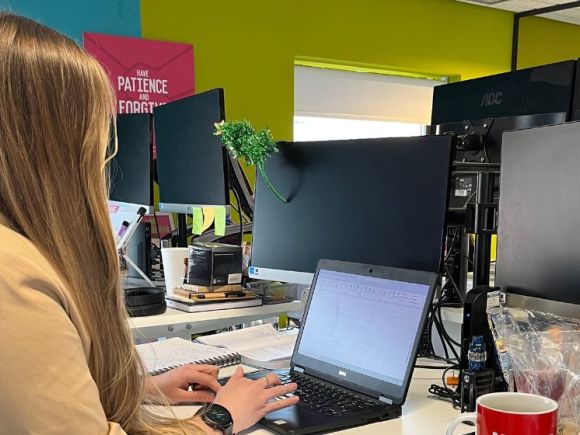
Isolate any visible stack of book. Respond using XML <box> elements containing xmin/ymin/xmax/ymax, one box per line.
<box><xmin>166</xmin><ymin>284</ymin><xmax>262</xmax><ymax>313</ymax></box>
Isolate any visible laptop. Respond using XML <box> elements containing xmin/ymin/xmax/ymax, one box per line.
<box><xmin>246</xmin><ymin>259</ymin><xmax>437</xmax><ymax>434</ymax></box>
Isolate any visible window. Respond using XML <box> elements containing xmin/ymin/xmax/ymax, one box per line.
<box><xmin>294</xmin><ymin>116</ymin><xmax>425</xmax><ymax>141</ymax></box>
<box><xmin>294</xmin><ymin>66</ymin><xmax>445</xmax><ymax>141</ymax></box>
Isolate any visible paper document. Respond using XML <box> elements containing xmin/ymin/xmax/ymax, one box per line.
<box><xmin>197</xmin><ymin>324</ymin><xmax>280</xmax><ymax>348</ymax></box>
<box><xmin>196</xmin><ymin>324</ymin><xmax>298</xmax><ymax>369</ymax></box>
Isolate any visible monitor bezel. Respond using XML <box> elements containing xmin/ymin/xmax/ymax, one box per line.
<box><xmin>159</xmin><ymin>202</ymin><xmax>231</xmax><ymax>215</ymax></box>
<box><xmin>248</xmin><ymin>266</ymin><xmax>313</xmax><ymax>286</ymax></box>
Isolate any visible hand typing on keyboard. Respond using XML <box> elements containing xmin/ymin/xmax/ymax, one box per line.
<box><xmin>278</xmin><ymin>372</ymin><xmax>380</xmax><ymax>417</ymax></box>
<box><xmin>213</xmin><ymin>367</ymin><xmax>299</xmax><ymax>433</ymax></box>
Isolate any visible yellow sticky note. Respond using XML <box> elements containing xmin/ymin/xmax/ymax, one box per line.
<box><xmin>202</xmin><ymin>207</ymin><xmax>216</xmax><ymax>233</ymax></box>
<box><xmin>192</xmin><ymin>207</ymin><xmax>203</xmax><ymax>235</ymax></box>
<box><xmin>214</xmin><ymin>206</ymin><xmax>226</xmax><ymax>237</ymax></box>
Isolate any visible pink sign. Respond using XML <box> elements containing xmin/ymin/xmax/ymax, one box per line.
<box><xmin>83</xmin><ymin>33</ymin><xmax>194</xmax><ymax>114</ymax></box>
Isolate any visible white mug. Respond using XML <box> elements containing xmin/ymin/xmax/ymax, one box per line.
<box><xmin>160</xmin><ymin>247</ymin><xmax>188</xmax><ymax>296</ymax></box>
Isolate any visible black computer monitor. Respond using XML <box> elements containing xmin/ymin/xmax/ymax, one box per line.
<box><xmin>153</xmin><ymin>88</ymin><xmax>228</xmax><ymax>214</ymax></box>
<box><xmin>497</xmin><ymin>121</ymin><xmax>580</xmax><ymax>306</ymax></box>
<box><xmin>432</xmin><ymin>61</ymin><xmax>576</xmax><ymax>293</ymax></box>
<box><xmin>432</xmin><ymin>60</ymin><xmax>575</xmax><ymax>168</ymax></box>
<box><xmin>108</xmin><ymin>113</ymin><xmax>154</xmax><ymax>211</ymax></box>
<box><xmin>249</xmin><ymin>136</ymin><xmax>453</xmax><ymax>285</ymax></box>
<box><xmin>431</xmin><ymin>60</ymin><xmax>575</xmax><ymax>127</ymax></box>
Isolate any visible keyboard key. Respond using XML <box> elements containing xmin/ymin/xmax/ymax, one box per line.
<box><xmin>286</xmin><ymin>372</ymin><xmax>383</xmax><ymax>416</ymax></box>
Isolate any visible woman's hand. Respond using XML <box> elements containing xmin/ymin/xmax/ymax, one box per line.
<box><xmin>145</xmin><ymin>364</ymin><xmax>221</xmax><ymax>404</ymax></box>
<box><xmin>212</xmin><ymin>367</ymin><xmax>299</xmax><ymax>433</ymax></box>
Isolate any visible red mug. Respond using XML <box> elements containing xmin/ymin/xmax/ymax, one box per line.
<box><xmin>446</xmin><ymin>392</ymin><xmax>558</xmax><ymax>435</ymax></box>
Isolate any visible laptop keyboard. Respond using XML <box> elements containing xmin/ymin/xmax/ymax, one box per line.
<box><xmin>277</xmin><ymin>371</ymin><xmax>384</xmax><ymax>417</ymax></box>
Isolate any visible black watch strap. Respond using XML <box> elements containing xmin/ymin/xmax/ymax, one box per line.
<box><xmin>198</xmin><ymin>404</ymin><xmax>234</xmax><ymax>435</ymax></box>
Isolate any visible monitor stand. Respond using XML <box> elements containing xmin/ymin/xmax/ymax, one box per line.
<box><xmin>176</xmin><ymin>213</ymin><xmax>189</xmax><ymax>247</ymax></box>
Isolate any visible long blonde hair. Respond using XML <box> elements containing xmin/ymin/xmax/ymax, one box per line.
<box><xmin>0</xmin><ymin>13</ymin><xmax>197</xmax><ymax>434</ymax></box>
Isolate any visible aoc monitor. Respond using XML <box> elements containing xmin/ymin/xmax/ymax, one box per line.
<box><xmin>431</xmin><ymin>60</ymin><xmax>575</xmax><ymax>127</ymax></box>
<box><xmin>497</xmin><ymin>121</ymin><xmax>580</xmax><ymax>307</ymax></box>
<box><xmin>249</xmin><ymin>136</ymin><xmax>453</xmax><ymax>285</ymax></box>
<box><xmin>108</xmin><ymin>113</ymin><xmax>154</xmax><ymax>212</ymax></box>
<box><xmin>154</xmin><ymin>88</ymin><xmax>228</xmax><ymax>214</ymax></box>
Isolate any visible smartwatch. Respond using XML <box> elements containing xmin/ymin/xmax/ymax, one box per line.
<box><xmin>198</xmin><ymin>404</ymin><xmax>234</xmax><ymax>435</ymax></box>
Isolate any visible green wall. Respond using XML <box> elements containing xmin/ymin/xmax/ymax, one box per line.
<box><xmin>140</xmin><ymin>0</ymin><xmax>515</xmax><ymax>148</ymax></box>
<box><xmin>141</xmin><ymin>1</ymin><xmax>580</xmax><ymax>184</ymax></box>
<box><xmin>518</xmin><ymin>16</ymin><xmax>580</xmax><ymax>68</ymax></box>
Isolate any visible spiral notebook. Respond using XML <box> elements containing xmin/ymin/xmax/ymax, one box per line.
<box><xmin>196</xmin><ymin>324</ymin><xmax>297</xmax><ymax>369</ymax></box>
<box><xmin>136</xmin><ymin>337</ymin><xmax>240</xmax><ymax>375</ymax></box>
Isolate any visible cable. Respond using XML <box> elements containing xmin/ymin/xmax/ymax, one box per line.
<box><xmin>444</xmin><ymin>228</ymin><xmax>460</xmax><ymax>263</ymax></box>
<box><xmin>482</xmin><ymin>142</ymin><xmax>490</xmax><ymax>163</ymax></box>
<box><xmin>462</xmin><ymin>191</ymin><xmax>477</xmax><ymax>210</ymax></box>
<box><xmin>442</xmin><ymin>227</ymin><xmax>471</xmax><ymax>304</ymax></box>
<box><xmin>432</xmin><ymin>307</ymin><xmax>461</xmax><ymax>361</ymax></box>
<box><xmin>420</xmin><ymin>292</ymin><xmax>453</xmax><ymax>362</ymax></box>
<box><xmin>430</xmin><ymin>299</ymin><xmax>461</xmax><ymax>362</ymax></box>
<box><xmin>421</xmin><ymin>297</ymin><xmax>463</xmax><ymax>410</ymax></box>
<box><xmin>426</xmin><ymin>353</ymin><xmax>458</xmax><ymax>365</ymax></box>
<box><xmin>429</xmin><ymin>301</ymin><xmax>457</xmax><ymax>364</ymax></box>
<box><xmin>428</xmin><ymin>384</ymin><xmax>461</xmax><ymax>408</ymax></box>
<box><xmin>427</xmin><ymin>365</ymin><xmax>461</xmax><ymax>408</ymax></box>
<box><xmin>436</xmin><ymin>303</ymin><xmax>462</xmax><ymax>348</ymax></box>
<box><xmin>427</xmin><ymin>301</ymin><xmax>453</xmax><ymax>362</ymax></box>
<box><xmin>229</xmin><ymin>201</ymin><xmax>242</xmax><ymax>216</ymax></box>
<box><xmin>455</xmin><ymin>247</ymin><xmax>474</xmax><ymax>266</ymax></box>
<box><xmin>443</xmin><ymin>264</ymin><xmax>465</xmax><ymax>305</ymax></box>
<box><xmin>231</xmin><ymin>188</ymin><xmax>244</xmax><ymax>246</ymax></box>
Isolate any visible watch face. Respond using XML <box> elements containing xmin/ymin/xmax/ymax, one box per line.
<box><xmin>205</xmin><ymin>404</ymin><xmax>233</xmax><ymax>428</ymax></box>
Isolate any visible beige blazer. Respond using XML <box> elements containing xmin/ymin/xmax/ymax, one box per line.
<box><xmin>0</xmin><ymin>214</ymin><xmax>126</xmax><ymax>434</ymax></box>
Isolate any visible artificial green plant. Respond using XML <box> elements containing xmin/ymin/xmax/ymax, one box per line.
<box><xmin>214</xmin><ymin>120</ymin><xmax>287</xmax><ymax>203</ymax></box>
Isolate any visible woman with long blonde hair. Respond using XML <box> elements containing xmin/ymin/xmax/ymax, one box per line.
<box><xmin>0</xmin><ymin>13</ymin><xmax>298</xmax><ymax>434</ymax></box>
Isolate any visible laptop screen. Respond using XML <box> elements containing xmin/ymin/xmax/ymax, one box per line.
<box><xmin>293</xmin><ymin>267</ymin><xmax>432</xmax><ymax>401</ymax></box>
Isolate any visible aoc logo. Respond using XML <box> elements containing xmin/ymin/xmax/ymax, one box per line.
<box><xmin>338</xmin><ymin>370</ymin><xmax>347</xmax><ymax>377</ymax></box>
<box><xmin>481</xmin><ymin>91</ymin><xmax>503</xmax><ymax>107</ymax></box>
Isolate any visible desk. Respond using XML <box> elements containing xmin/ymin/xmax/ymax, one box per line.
<box><xmin>129</xmin><ymin>301</ymin><xmax>303</xmax><ymax>342</ymax></box>
<box><xmin>150</xmin><ymin>364</ymin><xmax>461</xmax><ymax>434</ymax></box>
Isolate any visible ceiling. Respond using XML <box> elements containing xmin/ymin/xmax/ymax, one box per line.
<box><xmin>457</xmin><ymin>0</ymin><xmax>580</xmax><ymax>25</ymax></box>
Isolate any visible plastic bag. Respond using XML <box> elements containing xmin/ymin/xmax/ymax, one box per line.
<box><xmin>489</xmin><ymin>307</ymin><xmax>580</xmax><ymax>434</ymax></box>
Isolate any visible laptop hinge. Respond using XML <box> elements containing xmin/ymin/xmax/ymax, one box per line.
<box><xmin>379</xmin><ymin>395</ymin><xmax>393</xmax><ymax>405</ymax></box>
<box><xmin>294</xmin><ymin>366</ymin><xmax>305</xmax><ymax>374</ymax></box>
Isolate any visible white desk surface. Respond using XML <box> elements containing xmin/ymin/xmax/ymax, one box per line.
<box><xmin>129</xmin><ymin>301</ymin><xmax>303</xmax><ymax>340</ymax></box>
<box><xmin>150</xmin><ymin>364</ymin><xmax>461</xmax><ymax>435</ymax></box>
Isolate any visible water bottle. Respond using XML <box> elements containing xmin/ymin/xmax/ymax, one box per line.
<box><xmin>467</xmin><ymin>335</ymin><xmax>487</xmax><ymax>372</ymax></box>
